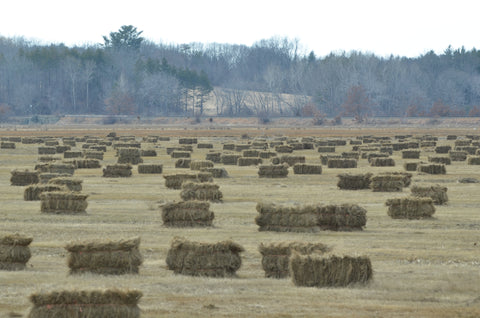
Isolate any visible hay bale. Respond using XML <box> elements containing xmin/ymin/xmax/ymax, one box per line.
<box><xmin>21</xmin><ymin>137</ymin><xmax>43</xmax><ymax>144</ymax></box>
<box><xmin>38</xmin><ymin>156</ymin><xmax>61</xmax><ymax>162</ymax></box>
<box><xmin>190</xmin><ymin>160</ymin><xmax>214</xmax><ymax>170</ymax></box>
<box><xmin>454</xmin><ymin>139</ymin><xmax>471</xmax><ymax>147</ymax></box>
<box><xmin>40</xmin><ymin>191</ymin><xmax>88</xmax><ymax>214</ymax></box>
<box><xmin>48</xmin><ymin>177</ymin><xmax>83</xmax><ymax>192</ymax></box>
<box><xmin>411</xmin><ymin>184</ymin><xmax>448</xmax><ymax>205</ymax></box>
<box><xmin>63</xmin><ymin>151</ymin><xmax>83</xmax><ymax>159</ymax></box>
<box><xmin>24</xmin><ymin>184</ymin><xmax>64</xmax><ymax>201</ymax></box>
<box><xmin>113</xmin><ymin>142</ymin><xmax>141</xmax><ymax>149</ymax></box>
<box><xmin>302</xmin><ymin>142</ymin><xmax>314</xmax><ymax>149</ymax></box>
<box><xmin>205</xmin><ymin>152</ymin><xmax>222</xmax><ymax>163</ymax></box>
<box><xmin>379</xmin><ymin>172</ymin><xmax>412</xmax><ymax>187</ymax></box>
<box><xmin>380</xmin><ymin>146</ymin><xmax>393</xmax><ymax>155</ymax></box>
<box><xmin>458</xmin><ymin>177</ymin><xmax>479</xmax><ymax>183</ymax></box>
<box><xmin>385</xmin><ymin>197</ymin><xmax>435</xmax><ymax>219</ymax></box>
<box><xmin>288</xmin><ymin>142</ymin><xmax>304</xmax><ymax>150</ymax></box>
<box><xmin>316</xmin><ymin>204</ymin><xmax>367</xmax><ymax>231</ymax></box>
<box><xmin>6</xmin><ymin>137</ymin><xmax>21</xmax><ymax>142</ymax></box>
<box><xmin>242</xmin><ymin>149</ymin><xmax>260</xmax><ymax>157</ymax></box>
<box><xmin>139</xmin><ymin>149</ymin><xmax>157</xmax><ymax>157</ymax></box>
<box><xmin>62</xmin><ymin>140</ymin><xmax>76</xmax><ymax>147</ymax></box>
<box><xmin>163</xmin><ymin>172</ymin><xmax>213</xmax><ymax>189</ymax></box>
<box><xmin>320</xmin><ymin>154</ymin><xmax>341</xmax><ymax>165</ymax></box>
<box><xmin>165</xmin><ymin>147</ymin><xmax>183</xmax><ymax>156</ymax></box>
<box><xmin>162</xmin><ymin>201</ymin><xmax>214</xmax><ymax>227</ymax></box>
<box><xmin>117</xmin><ymin>148</ymin><xmax>143</xmax><ymax>165</ymax></box>
<box><xmin>370</xmin><ymin>157</ymin><xmax>395</xmax><ymax>167</ymax></box>
<box><xmin>1</xmin><ymin>141</ymin><xmax>15</xmax><ymax>149</ymax></box>
<box><xmin>180</xmin><ymin>182</ymin><xmax>223</xmax><ymax>202</ymax></box>
<box><xmin>420</xmin><ymin>141</ymin><xmax>436</xmax><ymax>148</ymax></box>
<box><xmin>166</xmin><ymin>237</ymin><xmax>244</xmax><ymax>277</ymax></box>
<box><xmin>234</xmin><ymin>144</ymin><xmax>251</xmax><ymax>152</ymax></box>
<box><xmin>28</xmin><ymin>289</ymin><xmax>142</xmax><ymax>318</ymax></box>
<box><xmin>252</xmin><ymin>141</ymin><xmax>269</xmax><ymax>148</ymax></box>
<box><xmin>200</xmin><ymin>167</ymin><xmax>229</xmax><ymax>178</ymax></box>
<box><xmin>0</xmin><ymin>234</ymin><xmax>32</xmax><ymax>270</ymax></box>
<box><xmin>223</xmin><ymin>143</ymin><xmax>235</xmax><ymax>150</ymax></box>
<box><xmin>337</xmin><ymin>173</ymin><xmax>372</xmax><ymax>190</ymax></box>
<box><xmin>259</xmin><ymin>242</ymin><xmax>330</xmax><ymax>278</ymax></box>
<box><xmin>371</xmin><ymin>175</ymin><xmax>404</xmax><ymax>192</ymax></box>
<box><xmin>402</xmin><ymin>150</ymin><xmax>421</xmax><ymax>159</ymax></box>
<box><xmin>392</xmin><ymin>143</ymin><xmax>410</xmax><ymax>151</ymax></box>
<box><xmin>84</xmin><ymin>150</ymin><xmax>104</xmax><ymax>160</ymax></box>
<box><xmin>435</xmin><ymin>145</ymin><xmax>452</xmax><ymax>154</ymax></box>
<box><xmin>275</xmin><ymin>145</ymin><xmax>294</xmax><ymax>153</ymax></box>
<box><xmin>220</xmin><ymin>153</ymin><xmax>241</xmax><ymax>165</ymax></box>
<box><xmin>255</xmin><ymin>202</ymin><xmax>318</xmax><ymax>232</ymax></box>
<box><xmin>238</xmin><ymin>157</ymin><xmax>263</xmax><ymax>166</ymax></box>
<box><xmin>293</xmin><ymin>163</ymin><xmax>322</xmax><ymax>175</ymax></box>
<box><xmin>138</xmin><ymin>164</ymin><xmax>163</xmax><ymax>174</ymax></box>
<box><xmin>143</xmin><ymin>136</ymin><xmax>158</xmax><ymax>143</ymax></box>
<box><xmin>258</xmin><ymin>164</ymin><xmax>289</xmax><ymax>178</ymax></box>
<box><xmin>36</xmin><ymin>163</ymin><xmax>75</xmax><ymax>175</ymax></box>
<box><xmin>341</xmin><ymin>151</ymin><xmax>360</xmax><ymax>160</ymax></box>
<box><xmin>449</xmin><ymin>151</ymin><xmax>467</xmax><ymax>161</ymax></box>
<box><xmin>278</xmin><ymin>155</ymin><xmax>306</xmax><ymax>167</ymax></box>
<box><xmin>55</xmin><ymin>145</ymin><xmax>71</xmax><ymax>154</ymax></box>
<box><xmin>38</xmin><ymin>146</ymin><xmax>56</xmax><ymax>155</ymax></box>
<box><xmin>259</xmin><ymin>151</ymin><xmax>277</xmax><ymax>159</ymax></box>
<box><xmin>418</xmin><ymin>164</ymin><xmax>446</xmax><ymax>174</ymax></box>
<box><xmin>10</xmin><ymin>170</ymin><xmax>39</xmax><ymax>186</ymax></box>
<box><xmin>363</xmin><ymin>152</ymin><xmax>388</xmax><ymax>160</ymax></box>
<box><xmin>269</xmin><ymin>141</ymin><xmax>284</xmax><ymax>148</ymax></box>
<box><xmin>39</xmin><ymin>173</ymin><xmax>70</xmax><ymax>184</ymax></box>
<box><xmin>290</xmin><ymin>254</ymin><xmax>373</xmax><ymax>287</ymax></box>
<box><xmin>197</xmin><ymin>143</ymin><xmax>213</xmax><ymax>149</ymax></box>
<box><xmin>327</xmin><ymin>158</ymin><xmax>357</xmax><ymax>168</ymax></box>
<box><xmin>457</xmin><ymin>146</ymin><xmax>478</xmax><ymax>154</ymax></box>
<box><xmin>467</xmin><ymin>156</ymin><xmax>480</xmax><ymax>165</ymax></box>
<box><xmin>70</xmin><ymin>159</ymin><xmax>102</xmax><ymax>169</ymax></box>
<box><xmin>175</xmin><ymin>158</ymin><xmax>191</xmax><ymax>168</ymax></box>
<box><xmin>65</xmin><ymin>237</ymin><xmax>142</xmax><ymax>275</ymax></box>
<box><xmin>171</xmin><ymin>151</ymin><xmax>191</xmax><ymax>159</ymax></box>
<box><xmin>179</xmin><ymin>137</ymin><xmax>197</xmax><ymax>144</ymax></box>
<box><xmin>103</xmin><ymin>164</ymin><xmax>132</xmax><ymax>178</ymax></box>
<box><xmin>89</xmin><ymin>145</ymin><xmax>107</xmax><ymax>152</ymax></box>
<box><xmin>255</xmin><ymin>202</ymin><xmax>366</xmax><ymax>232</ymax></box>
<box><xmin>317</xmin><ymin>146</ymin><xmax>336</xmax><ymax>153</ymax></box>
<box><xmin>403</xmin><ymin>161</ymin><xmax>421</xmax><ymax>171</ymax></box>
<box><xmin>428</xmin><ymin>156</ymin><xmax>451</xmax><ymax>165</ymax></box>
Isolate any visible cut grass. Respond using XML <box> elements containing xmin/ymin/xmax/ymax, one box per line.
<box><xmin>0</xmin><ymin>126</ymin><xmax>479</xmax><ymax>317</ymax></box>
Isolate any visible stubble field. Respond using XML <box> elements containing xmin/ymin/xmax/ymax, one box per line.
<box><xmin>0</xmin><ymin>125</ymin><xmax>479</xmax><ymax>317</ymax></box>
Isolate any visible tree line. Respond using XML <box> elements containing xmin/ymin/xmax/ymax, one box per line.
<box><xmin>0</xmin><ymin>25</ymin><xmax>479</xmax><ymax>121</ymax></box>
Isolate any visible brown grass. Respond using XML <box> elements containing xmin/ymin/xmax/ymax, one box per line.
<box><xmin>0</xmin><ymin>125</ymin><xmax>480</xmax><ymax>317</ymax></box>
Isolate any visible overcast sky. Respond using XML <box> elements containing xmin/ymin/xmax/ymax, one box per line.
<box><xmin>1</xmin><ymin>0</ymin><xmax>478</xmax><ymax>57</ymax></box>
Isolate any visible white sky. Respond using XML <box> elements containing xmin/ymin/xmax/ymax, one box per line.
<box><xmin>0</xmin><ymin>0</ymin><xmax>478</xmax><ymax>57</ymax></box>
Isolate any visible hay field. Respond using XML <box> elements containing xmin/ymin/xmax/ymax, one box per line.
<box><xmin>0</xmin><ymin>127</ymin><xmax>480</xmax><ymax>317</ymax></box>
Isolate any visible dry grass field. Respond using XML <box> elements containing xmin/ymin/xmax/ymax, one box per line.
<box><xmin>0</xmin><ymin>125</ymin><xmax>479</xmax><ymax>317</ymax></box>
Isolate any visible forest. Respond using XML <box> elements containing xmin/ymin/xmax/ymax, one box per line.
<box><xmin>0</xmin><ymin>25</ymin><xmax>479</xmax><ymax>122</ymax></box>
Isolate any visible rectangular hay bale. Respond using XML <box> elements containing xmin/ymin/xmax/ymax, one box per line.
<box><xmin>166</xmin><ymin>237</ymin><xmax>244</xmax><ymax>277</ymax></box>
<box><xmin>162</xmin><ymin>201</ymin><xmax>214</xmax><ymax>227</ymax></box>
<box><xmin>290</xmin><ymin>254</ymin><xmax>373</xmax><ymax>287</ymax></box>
<box><xmin>65</xmin><ymin>237</ymin><xmax>143</xmax><ymax>275</ymax></box>
<box><xmin>28</xmin><ymin>289</ymin><xmax>142</xmax><ymax>318</ymax></box>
